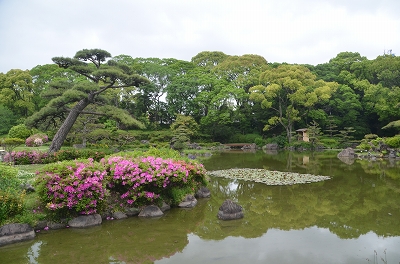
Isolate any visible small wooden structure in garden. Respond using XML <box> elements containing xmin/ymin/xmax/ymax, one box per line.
<box><xmin>296</xmin><ymin>128</ymin><xmax>309</xmax><ymax>142</ymax></box>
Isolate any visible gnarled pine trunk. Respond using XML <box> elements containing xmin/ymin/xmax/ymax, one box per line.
<box><xmin>48</xmin><ymin>99</ymin><xmax>89</xmax><ymax>154</ymax></box>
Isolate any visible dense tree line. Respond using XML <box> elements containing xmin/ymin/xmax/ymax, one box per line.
<box><xmin>0</xmin><ymin>49</ymin><xmax>399</xmax><ymax>146</ymax></box>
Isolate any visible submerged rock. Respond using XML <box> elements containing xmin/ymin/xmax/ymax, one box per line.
<box><xmin>217</xmin><ymin>199</ymin><xmax>244</xmax><ymax>220</ymax></box>
<box><xmin>178</xmin><ymin>194</ymin><xmax>197</xmax><ymax>208</ymax></box>
<box><xmin>195</xmin><ymin>186</ymin><xmax>211</xmax><ymax>198</ymax></box>
<box><xmin>0</xmin><ymin>223</ymin><xmax>35</xmax><ymax>246</ymax></box>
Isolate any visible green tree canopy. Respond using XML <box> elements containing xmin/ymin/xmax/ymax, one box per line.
<box><xmin>25</xmin><ymin>48</ymin><xmax>149</xmax><ymax>153</ymax></box>
<box><xmin>249</xmin><ymin>65</ymin><xmax>338</xmax><ymax>143</ymax></box>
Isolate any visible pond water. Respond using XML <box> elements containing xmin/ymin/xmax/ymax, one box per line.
<box><xmin>1</xmin><ymin>150</ymin><xmax>400</xmax><ymax>264</ymax></box>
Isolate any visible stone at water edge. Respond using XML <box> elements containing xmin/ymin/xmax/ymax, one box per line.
<box><xmin>160</xmin><ymin>201</ymin><xmax>171</xmax><ymax>212</ymax></box>
<box><xmin>138</xmin><ymin>205</ymin><xmax>164</xmax><ymax>217</ymax></box>
<box><xmin>195</xmin><ymin>186</ymin><xmax>211</xmax><ymax>198</ymax></box>
<box><xmin>112</xmin><ymin>211</ymin><xmax>128</xmax><ymax>220</ymax></box>
<box><xmin>0</xmin><ymin>223</ymin><xmax>35</xmax><ymax>246</ymax></box>
<box><xmin>178</xmin><ymin>194</ymin><xmax>197</xmax><ymax>208</ymax></box>
<box><xmin>68</xmin><ymin>214</ymin><xmax>102</xmax><ymax>228</ymax></box>
<box><xmin>217</xmin><ymin>199</ymin><xmax>244</xmax><ymax>220</ymax></box>
<box><xmin>337</xmin><ymin>147</ymin><xmax>356</xmax><ymax>158</ymax></box>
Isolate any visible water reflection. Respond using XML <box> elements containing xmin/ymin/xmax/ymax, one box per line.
<box><xmin>26</xmin><ymin>241</ymin><xmax>43</xmax><ymax>264</ymax></box>
<box><xmin>1</xmin><ymin>151</ymin><xmax>400</xmax><ymax>263</ymax></box>
<box><xmin>157</xmin><ymin>229</ymin><xmax>400</xmax><ymax>264</ymax></box>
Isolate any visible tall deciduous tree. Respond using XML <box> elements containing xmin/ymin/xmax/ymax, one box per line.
<box><xmin>25</xmin><ymin>49</ymin><xmax>149</xmax><ymax>153</ymax></box>
<box><xmin>249</xmin><ymin>65</ymin><xmax>337</xmax><ymax>144</ymax></box>
<box><xmin>0</xmin><ymin>69</ymin><xmax>35</xmax><ymax>118</ymax></box>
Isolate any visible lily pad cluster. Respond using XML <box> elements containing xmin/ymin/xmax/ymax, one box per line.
<box><xmin>207</xmin><ymin>168</ymin><xmax>330</xmax><ymax>185</ymax></box>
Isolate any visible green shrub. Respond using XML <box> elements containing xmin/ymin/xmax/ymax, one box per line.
<box><xmin>8</xmin><ymin>124</ymin><xmax>31</xmax><ymax>140</ymax></box>
<box><xmin>0</xmin><ymin>190</ymin><xmax>25</xmax><ymax>225</ymax></box>
<box><xmin>254</xmin><ymin>137</ymin><xmax>265</xmax><ymax>147</ymax></box>
<box><xmin>320</xmin><ymin>138</ymin><xmax>340</xmax><ymax>149</ymax></box>
<box><xmin>0</xmin><ymin>164</ymin><xmax>25</xmax><ymax>225</ymax></box>
<box><xmin>166</xmin><ymin>186</ymin><xmax>194</xmax><ymax>206</ymax></box>
<box><xmin>357</xmin><ymin>139</ymin><xmax>372</xmax><ymax>150</ymax></box>
<box><xmin>265</xmin><ymin>135</ymin><xmax>287</xmax><ymax>148</ymax></box>
<box><xmin>364</xmin><ymin>134</ymin><xmax>379</xmax><ymax>139</ymax></box>
<box><xmin>385</xmin><ymin>136</ymin><xmax>400</xmax><ymax>148</ymax></box>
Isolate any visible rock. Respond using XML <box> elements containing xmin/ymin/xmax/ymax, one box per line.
<box><xmin>241</xmin><ymin>143</ymin><xmax>256</xmax><ymax>150</ymax></box>
<box><xmin>140</xmin><ymin>140</ymin><xmax>150</xmax><ymax>144</ymax></box>
<box><xmin>47</xmin><ymin>221</ymin><xmax>67</xmax><ymax>230</ymax></box>
<box><xmin>187</xmin><ymin>154</ymin><xmax>197</xmax><ymax>160</ymax></box>
<box><xmin>0</xmin><ymin>223</ymin><xmax>35</xmax><ymax>246</ymax></box>
<box><xmin>264</xmin><ymin>143</ymin><xmax>279</xmax><ymax>150</ymax></box>
<box><xmin>338</xmin><ymin>156</ymin><xmax>355</xmax><ymax>165</ymax></box>
<box><xmin>160</xmin><ymin>201</ymin><xmax>171</xmax><ymax>212</ymax></box>
<box><xmin>178</xmin><ymin>194</ymin><xmax>197</xmax><ymax>208</ymax></box>
<box><xmin>138</xmin><ymin>205</ymin><xmax>164</xmax><ymax>217</ymax></box>
<box><xmin>34</xmin><ymin>220</ymin><xmax>48</xmax><ymax>231</ymax></box>
<box><xmin>187</xmin><ymin>142</ymin><xmax>202</xmax><ymax>149</ymax></box>
<box><xmin>125</xmin><ymin>208</ymin><xmax>140</xmax><ymax>217</ymax></box>
<box><xmin>195</xmin><ymin>186</ymin><xmax>211</xmax><ymax>198</ymax></box>
<box><xmin>112</xmin><ymin>211</ymin><xmax>128</xmax><ymax>220</ymax></box>
<box><xmin>68</xmin><ymin>214</ymin><xmax>102</xmax><ymax>228</ymax></box>
<box><xmin>337</xmin><ymin>148</ymin><xmax>356</xmax><ymax>158</ymax></box>
<box><xmin>20</xmin><ymin>183</ymin><xmax>35</xmax><ymax>192</ymax></box>
<box><xmin>217</xmin><ymin>199</ymin><xmax>244</xmax><ymax>220</ymax></box>
<box><xmin>388</xmin><ymin>150</ymin><xmax>397</xmax><ymax>159</ymax></box>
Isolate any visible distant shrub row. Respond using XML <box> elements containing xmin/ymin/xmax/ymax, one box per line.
<box><xmin>4</xmin><ymin>148</ymin><xmax>114</xmax><ymax>165</ymax></box>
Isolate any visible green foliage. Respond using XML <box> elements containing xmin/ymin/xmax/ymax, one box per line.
<box><xmin>265</xmin><ymin>134</ymin><xmax>287</xmax><ymax>148</ymax></box>
<box><xmin>112</xmin><ymin>147</ymin><xmax>183</xmax><ymax>161</ymax></box>
<box><xmin>338</xmin><ymin>127</ymin><xmax>356</xmax><ymax>147</ymax></box>
<box><xmin>364</xmin><ymin>134</ymin><xmax>379</xmax><ymax>139</ymax></box>
<box><xmin>357</xmin><ymin>139</ymin><xmax>372</xmax><ymax>151</ymax></box>
<box><xmin>166</xmin><ymin>186</ymin><xmax>194</xmax><ymax>206</ymax></box>
<box><xmin>1</xmin><ymin>137</ymin><xmax>25</xmax><ymax>158</ymax></box>
<box><xmin>307</xmin><ymin>120</ymin><xmax>323</xmax><ymax>149</ymax></box>
<box><xmin>8</xmin><ymin>124</ymin><xmax>31</xmax><ymax>139</ymax></box>
<box><xmin>319</xmin><ymin>138</ymin><xmax>340</xmax><ymax>149</ymax></box>
<box><xmin>0</xmin><ymin>164</ymin><xmax>21</xmax><ymax>190</ymax></box>
<box><xmin>384</xmin><ymin>136</ymin><xmax>400</xmax><ymax>148</ymax></box>
<box><xmin>0</xmin><ymin>164</ymin><xmax>25</xmax><ymax>225</ymax></box>
<box><xmin>0</xmin><ymin>105</ymin><xmax>17</xmax><ymax>134</ymax></box>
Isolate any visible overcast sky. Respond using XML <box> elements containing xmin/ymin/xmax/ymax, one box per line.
<box><xmin>1</xmin><ymin>0</ymin><xmax>399</xmax><ymax>73</ymax></box>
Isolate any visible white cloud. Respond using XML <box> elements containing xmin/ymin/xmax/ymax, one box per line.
<box><xmin>0</xmin><ymin>0</ymin><xmax>399</xmax><ymax>72</ymax></box>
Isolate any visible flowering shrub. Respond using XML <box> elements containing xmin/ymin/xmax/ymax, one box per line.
<box><xmin>36</xmin><ymin>159</ymin><xmax>109</xmax><ymax>218</ymax></box>
<box><xmin>4</xmin><ymin>149</ymin><xmax>111</xmax><ymax>165</ymax></box>
<box><xmin>25</xmin><ymin>133</ymin><xmax>49</xmax><ymax>147</ymax></box>
<box><xmin>105</xmin><ymin>156</ymin><xmax>207</xmax><ymax>207</ymax></box>
<box><xmin>36</xmin><ymin>155</ymin><xmax>208</xmax><ymax>218</ymax></box>
<box><xmin>4</xmin><ymin>150</ymin><xmax>51</xmax><ymax>165</ymax></box>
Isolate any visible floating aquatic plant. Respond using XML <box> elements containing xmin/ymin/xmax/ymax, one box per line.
<box><xmin>207</xmin><ymin>168</ymin><xmax>330</xmax><ymax>185</ymax></box>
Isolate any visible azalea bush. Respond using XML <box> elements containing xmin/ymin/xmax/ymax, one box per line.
<box><xmin>36</xmin><ymin>159</ymin><xmax>109</xmax><ymax>219</ymax></box>
<box><xmin>36</xmin><ymin>154</ymin><xmax>208</xmax><ymax>219</ymax></box>
<box><xmin>4</xmin><ymin>149</ymin><xmax>111</xmax><ymax>165</ymax></box>
<box><xmin>4</xmin><ymin>150</ymin><xmax>51</xmax><ymax>165</ymax></box>
<box><xmin>106</xmin><ymin>156</ymin><xmax>207</xmax><ymax>207</ymax></box>
<box><xmin>26</xmin><ymin>133</ymin><xmax>49</xmax><ymax>147</ymax></box>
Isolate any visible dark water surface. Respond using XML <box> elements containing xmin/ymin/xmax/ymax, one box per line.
<box><xmin>1</xmin><ymin>151</ymin><xmax>400</xmax><ymax>264</ymax></box>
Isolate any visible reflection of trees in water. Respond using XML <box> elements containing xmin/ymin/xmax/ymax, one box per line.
<box><xmin>198</xmin><ymin>151</ymin><xmax>400</xmax><ymax>241</ymax></box>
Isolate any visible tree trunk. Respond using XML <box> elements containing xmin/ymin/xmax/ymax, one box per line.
<box><xmin>48</xmin><ymin>99</ymin><xmax>89</xmax><ymax>154</ymax></box>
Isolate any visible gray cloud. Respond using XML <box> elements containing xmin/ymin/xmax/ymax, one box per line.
<box><xmin>1</xmin><ymin>0</ymin><xmax>399</xmax><ymax>73</ymax></box>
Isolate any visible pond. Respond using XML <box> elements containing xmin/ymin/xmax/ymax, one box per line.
<box><xmin>1</xmin><ymin>150</ymin><xmax>400</xmax><ymax>264</ymax></box>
